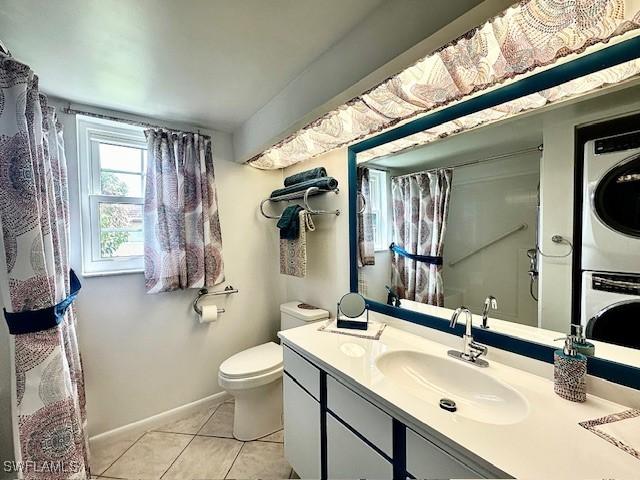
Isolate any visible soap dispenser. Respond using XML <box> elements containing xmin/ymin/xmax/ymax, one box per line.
<box><xmin>572</xmin><ymin>324</ymin><xmax>595</xmax><ymax>357</ymax></box>
<box><xmin>554</xmin><ymin>334</ymin><xmax>587</xmax><ymax>403</ymax></box>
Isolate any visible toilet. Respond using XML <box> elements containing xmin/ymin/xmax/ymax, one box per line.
<box><xmin>218</xmin><ymin>301</ymin><xmax>329</xmax><ymax>441</ymax></box>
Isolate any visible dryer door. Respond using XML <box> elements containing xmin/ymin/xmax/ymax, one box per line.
<box><xmin>586</xmin><ymin>300</ymin><xmax>640</xmax><ymax>349</ymax></box>
<box><xmin>593</xmin><ymin>152</ymin><xmax>640</xmax><ymax>238</ymax></box>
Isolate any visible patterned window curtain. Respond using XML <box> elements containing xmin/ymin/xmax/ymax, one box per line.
<box><xmin>144</xmin><ymin>129</ymin><xmax>225</xmax><ymax>293</ymax></box>
<box><xmin>0</xmin><ymin>57</ymin><xmax>89</xmax><ymax>478</ymax></box>
<box><xmin>357</xmin><ymin>166</ymin><xmax>375</xmax><ymax>267</ymax></box>
<box><xmin>391</xmin><ymin>169</ymin><xmax>452</xmax><ymax>306</ymax></box>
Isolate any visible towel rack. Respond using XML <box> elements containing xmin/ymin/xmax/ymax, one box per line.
<box><xmin>193</xmin><ymin>285</ymin><xmax>238</xmax><ymax>315</ymax></box>
<box><xmin>260</xmin><ymin>186</ymin><xmax>340</xmax><ymax>219</ymax></box>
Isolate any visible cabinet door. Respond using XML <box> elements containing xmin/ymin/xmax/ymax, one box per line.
<box><xmin>406</xmin><ymin>428</ymin><xmax>481</xmax><ymax>479</ymax></box>
<box><xmin>327</xmin><ymin>413</ymin><xmax>393</xmax><ymax>480</ymax></box>
<box><xmin>283</xmin><ymin>375</ymin><xmax>320</xmax><ymax>478</ymax></box>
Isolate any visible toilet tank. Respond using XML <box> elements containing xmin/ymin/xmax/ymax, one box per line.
<box><xmin>280</xmin><ymin>301</ymin><xmax>329</xmax><ymax>330</ymax></box>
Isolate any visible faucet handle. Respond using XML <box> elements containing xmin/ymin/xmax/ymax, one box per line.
<box><xmin>469</xmin><ymin>341</ymin><xmax>488</xmax><ymax>358</ymax></box>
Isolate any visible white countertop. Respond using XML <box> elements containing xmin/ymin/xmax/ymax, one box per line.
<box><xmin>279</xmin><ymin>322</ymin><xmax>640</xmax><ymax>479</ymax></box>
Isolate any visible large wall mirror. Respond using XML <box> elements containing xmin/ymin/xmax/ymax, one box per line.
<box><xmin>348</xmin><ymin>37</ymin><xmax>640</xmax><ymax>387</ymax></box>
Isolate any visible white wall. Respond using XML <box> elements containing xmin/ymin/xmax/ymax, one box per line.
<box><xmin>54</xmin><ymin>101</ymin><xmax>286</xmax><ymax>436</ymax></box>
<box><xmin>282</xmin><ymin>149</ymin><xmax>350</xmax><ymax>314</ymax></box>
<box><xmin>443</xmin><ymin>154</ymin><xmax>540</xmax><ymax>326</ymax></box>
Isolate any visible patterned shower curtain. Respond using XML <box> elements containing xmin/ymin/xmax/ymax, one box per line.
<box><xmin>357</xmin><ymin>166</ymin><xmax>375</xmax><ymax>267</ymax></box>
<box><xmin>144</xmin><ymin>129</ymin><xmax>225</xmax><ymax>293</ymax></box>
<box><xmin>390</xmin><ymin>169</ymin><xmax>452</xmax><ymax>306</ymax></box>
<box><xmin>0</xmin><ymin>56</ymin><xmax>89</xmax><ymax>478</ymax></box>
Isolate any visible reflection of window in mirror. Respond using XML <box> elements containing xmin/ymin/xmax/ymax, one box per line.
<box><xmin>369</xmin><ymin>169</ymin><xmax>389</xmax><ymax>251</ymax></box>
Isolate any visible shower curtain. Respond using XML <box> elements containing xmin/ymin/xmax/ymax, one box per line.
<box><xmin>144</xmin><ymin>129</ymin><xmax>225</xmax><ymax>293</ymax></box>
<box><xmin>357</xmin><ymin>166</ymin><xmax>375</xmax><ymax>267</ymax></box>
<box><xmin>0</xmin><ymin>56</ymin><xmax>89</xmax><ymax>478</ymax></box>
<box><xmin>390</xmin><ymin>169</ymin><xmax>452</xmax><ymax>306</ymax></box>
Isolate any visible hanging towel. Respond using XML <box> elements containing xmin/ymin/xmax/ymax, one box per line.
<box><xmin>284</xmin><ymin>167</ymin><xmax>327</xmax><ymax>187</ymax></box>
<box><xmin>277</xmin><ymin>205</ymin><xmax>304</xmax><ymax>240</ymax></box>
<box><xmin>280</xmin><ymin>211</ymin><xmax>315</xmax><ymax>277</ymax></box>
<box><xmin>270</xmin><ymin>177</ymin><xmax>338</xmax><ymax>198</ymax></box>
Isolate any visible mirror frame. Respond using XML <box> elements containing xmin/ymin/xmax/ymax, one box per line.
<box><xmin>347</xmin><ymin>35</ymin><xmax>640</xmax><ymax>390</ymax></box>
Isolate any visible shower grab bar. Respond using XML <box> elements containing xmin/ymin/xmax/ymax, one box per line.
<box><xmin>193</xmin><ymin>285</ymin><xmax>238</xmax><ymax>315</ymax></box>
<box><xmin>260</xmin><ymin>186</ymin><xmax>340</xmax><ymax>219</ymax></box>
<box><xmin>448</xmin><ymin>224</ymin><xmax>528</xmax><ymax>267</ymax></box>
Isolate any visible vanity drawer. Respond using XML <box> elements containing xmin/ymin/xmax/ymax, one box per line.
<box><xmin>406</xmin><ymin>428</ymin><xmax>481</xmax><ymax>479</ymax></box>
<box><xmin>326</xmin><ymin>412</ymin><xmax>393</xmax><ymax>479</ymax></box>
<box><xmin>326</xmin><ymin>375</ymin><xmax>393</xmax><ymax>457</ymax></box>
<box><xmin>283</xmin><ymin>374</ymin><xmax>321</xmax><ymax>478</ymax></box>
<box><xmin>283</xmin><ymin>345</ymin><xmax>320</xmax><ymax>401</ymax></box>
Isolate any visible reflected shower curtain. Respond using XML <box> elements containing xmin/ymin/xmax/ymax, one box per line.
<box><xmin>357</xmin><ymin>166</ymin><xmax>375</xmax><ymax>267</ymax></box>
<box><xmin>0</xmin><ymin>56</ymin><xmax>89</xmax><ymax>478</ymax></box>
<box><xmin>391</xmin><ymin>169</ymin><xmax>452</xmax><ymax>306</ymax></box>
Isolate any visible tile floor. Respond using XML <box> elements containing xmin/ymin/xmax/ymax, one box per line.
<box><xmin>90</xmin><ymin>400</ymin><xmax>295</xmax><ymax>479</ymax></box>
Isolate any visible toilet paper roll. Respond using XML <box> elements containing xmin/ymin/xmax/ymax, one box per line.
<box><xmin>199</xmin><ymin>304</ymin><xmax>219</xmax><ymax>323</ymax></box>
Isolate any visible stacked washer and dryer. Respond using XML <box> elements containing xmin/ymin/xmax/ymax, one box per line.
<box><xmin>581</xmin><ymin>129</ymin><xmax>640</xmax><ymax>349</ymax></box>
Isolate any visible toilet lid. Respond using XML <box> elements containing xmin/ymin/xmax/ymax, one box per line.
<box><xmin>219</xmin><ymin>342</ymin><xmax>283</xmax><ymax>379</ymax></box>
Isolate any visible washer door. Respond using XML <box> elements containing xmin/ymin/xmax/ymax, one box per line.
<box><xmin>586</xmin><ymin>300</ymin><xmax>640</xmax><ymax>349</ymax></box>
<box><xmin>593</xmin><ymin>153</ymin><xmax>640</xmax><ymax>237</ymax></box>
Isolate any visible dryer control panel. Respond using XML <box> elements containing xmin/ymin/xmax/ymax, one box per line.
<box><xmin>592</xmin><ymin>273</ymin><xmax>640</xmax><ymax>295</ymax></box>
<box><xmin>595</xmin><ymin>130</ymin><xmax>640</xmax><ymax>154</ymax></box>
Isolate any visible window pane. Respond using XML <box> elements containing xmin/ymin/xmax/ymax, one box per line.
<box><xmin>99</xmin><ymin>203</ymin><xmax>143</xmax><ymax>258</ymax></box>
<box><xmin>99</xmin><ymin>143</ymin><xmax>143</xmax><ymax>173</ymax></box>
<box><xmin>100</xmin><ymin>171</ymin><xmax>143</xmax><ymax>197</ymax></box>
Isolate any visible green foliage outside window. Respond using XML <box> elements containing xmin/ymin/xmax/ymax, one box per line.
<box><xmin>100</xmin><ymin>172</ymin><xmax>131</xmax><ymax>257</ymax></box>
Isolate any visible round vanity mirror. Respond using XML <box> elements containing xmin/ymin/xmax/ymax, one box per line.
<box><xmin>338</xmin><ymin>292</ymin><xmax>367</xmax><ymax>318</ymax></box>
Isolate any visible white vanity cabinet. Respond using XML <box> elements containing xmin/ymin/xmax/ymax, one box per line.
<box><xmin>283</xmin><ymin>349</ymin><xmax>321</xmax><ymax>479</ymax></box>
<box><xmin>405</xmin><ymin>428</ymin><xmax>480</xmax><ymax>479</ymax></box>
<box><xmin>326</xmin><ymin>413</ymin><xmax>393</xmax><ymax>479</ymax></box>
<box><xmin>282</xmin><ymin>345</ymin><xmax>499</xmax><ymax>480</ymax></box>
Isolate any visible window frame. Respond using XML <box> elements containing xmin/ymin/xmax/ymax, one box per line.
<box><xmin>77</xmin><ymin>116</ymin><xmax>147</xmax><ymax>276</ymax></box>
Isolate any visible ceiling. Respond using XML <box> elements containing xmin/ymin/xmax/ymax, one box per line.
<box><xmin>365</xmin><ymin>115</ymin><xmax>544</xmax><ymax>174</ymax></box>
<box><xmin>0</xmin><ymin>0</ymin><xmax>386</xmax><ymax>132</ymax></box>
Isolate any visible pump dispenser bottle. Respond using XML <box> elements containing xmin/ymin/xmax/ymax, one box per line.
<box><xmin>554</xmin><ymin>334</ymin><xmax>587</xmax><ymax>402</ymax></box>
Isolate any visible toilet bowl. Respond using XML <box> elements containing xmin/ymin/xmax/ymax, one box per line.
<box><xmin>218</xmin><ymin>301</ymin><xmax>329</xmax><ymax>441</ymax></box>
<box><xmin>219</xmin><ymin>342</ymin><xmax>284</xmax><ymax>441</ymax></box>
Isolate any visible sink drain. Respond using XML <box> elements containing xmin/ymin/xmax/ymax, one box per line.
<box><xmin>439</xmin><ymin>398</ymin><xmax>457</xmax><ymax>412</ymax></box>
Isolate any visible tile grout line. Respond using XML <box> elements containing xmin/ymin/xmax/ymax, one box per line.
<box><xmin>224</xmin><ymin>440</ymin><xmax>246</xmax><ymax>479</ymax></box>
<box><xmin>95</xmin><ymin>431</ymin><xmax>147</xmax><ymax>477</ymax></box>
<box><xmin>159</xmin><ymin>400</ymin><xmax>228</xmax><ymax>479</ymax></box>
<box><xmin>158</xmin><ymin>433</ymin><xmax>197</xmax><ymax>480</ymax></box>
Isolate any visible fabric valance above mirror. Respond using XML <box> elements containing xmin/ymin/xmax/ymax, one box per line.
<box><xmin>248</xmin><ymin>0</ymin><xmax>640</xmax><ymax>170</ymax></box>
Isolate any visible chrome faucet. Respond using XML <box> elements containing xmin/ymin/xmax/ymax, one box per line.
<box><xmin>481</xmin><ymin>295</ymin><xmax>498</xmax><ymax>329</ymax></box>
<box><xmin>448</xmin><ymin>307</ymin><xmax>489</xmax><ymax>367</ymax></box>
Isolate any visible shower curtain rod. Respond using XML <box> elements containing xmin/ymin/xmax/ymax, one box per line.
<box><xmin>389</xmin><ymin>144</ymin><xmax>543</xmax><ymax>179</ymax></box>
<box><xmin>62</xmin><ymin>107</ymin><xmax>211</xmax><ymax>140</ymax></box>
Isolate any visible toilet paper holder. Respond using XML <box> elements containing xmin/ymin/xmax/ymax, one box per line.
<box><xmin>193</xmin><ymin>285</ymin><xmax>239</xmax><ymax>316</ymax></box>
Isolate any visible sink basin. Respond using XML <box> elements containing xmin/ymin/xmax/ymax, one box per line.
<box><xmin>375</xmin><ymin>350</ymin><xmax>528</xmax><ymax>425</ymax></box>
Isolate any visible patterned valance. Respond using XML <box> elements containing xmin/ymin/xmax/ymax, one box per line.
<box><xmin>248</xmin><ymin>0</ymin><xmax>640</xmax><ymax>170</ymax></box>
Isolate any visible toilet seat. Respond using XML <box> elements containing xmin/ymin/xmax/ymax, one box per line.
<box><xmin>219</xmin><ymin>342</ymin><xmax>283</xmax><ymax>390</ymax></box>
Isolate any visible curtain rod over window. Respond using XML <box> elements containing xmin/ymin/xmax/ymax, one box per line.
<box><xmin>62</xmin><ymin>107</ymin><xmax>211</xmax><ymax>140</ymax></box>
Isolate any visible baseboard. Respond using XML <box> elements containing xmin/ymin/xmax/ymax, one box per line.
<box><xmin>89</xmin><ymin>391</ymin><xmax>230</xmax><ymax>448</ymax></box>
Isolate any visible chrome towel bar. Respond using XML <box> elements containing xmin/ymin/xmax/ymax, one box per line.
<box><xmin>260</xmin><ymin>186</ymin><xmax>340</xmax><ymax>219</ymax></box>
<box><xmin>193</xmin><ymin>285</ymin><xmax>238</xmax><ymax>315</ymax></box>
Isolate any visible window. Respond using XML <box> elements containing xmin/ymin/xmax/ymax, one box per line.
<box><xmin>77</xmin><ymin>116</ymin><xmax>147</xmax><ymax>275</ymax></box>
<box><xmin>368</xmin><ymin>169</ymin><xmax>389</xmax><ymax>251</ymax></box>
